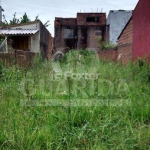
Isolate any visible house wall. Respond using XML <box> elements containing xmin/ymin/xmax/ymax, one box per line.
<box><xmin>39</xmin><ymin>21</ymin><xmax>53</xmax><ymax>60</ymax></box>
<box><xmin>11</xmin><ymin>23</ymin><xmax>40</xmax><ymax>53</ymax></box>
<box><xmin>133</xmin><ymin>0</ymin><xmax>150</xmax><ymax>61</ymax></box>
<box><xmin>31</xmin><ymin>32</ymin><xmax>40</xmax><ymax>53</ymax></box>
<box><xmin>54</xmin><ymin>13</ymin><xmax>106</xmax><ymax>51</ymax></box>
<box><xmin>77</xmin><ymin>13</ymin><xmax>106</xmax><ymax>50</ymax></box>
<box><xmin>2</xmin><ymin>21</ymin><xmax>53</xmax><ymax>60</ymax></box>
<box><xmin>118</xmin><ymin>18</ymin><xmax>133</xmax><ymax>64</ymax></box>
<box><xmin>77</xmin><ymin>13</ymin><xmax>106</xmax><ymax>26</ymax></box>
<box><xmin>107</xmin><ymin>10</ymin><xmax>132</xmax><ymax>44</ymax></box>
<box><xmin>54</xmin><ymin>18</ymin><xmax>77</xmax><ymax>52</ymax></box>
<box><xmin>82</xmin><ymin>26</ymin><xmax>105</xmax><ymax>50</ymax></box>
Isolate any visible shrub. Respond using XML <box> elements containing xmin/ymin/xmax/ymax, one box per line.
<box><xmin>96</xmin><ymin>37</ymin><xmax>116</xmax><ymax>50</ymax></box>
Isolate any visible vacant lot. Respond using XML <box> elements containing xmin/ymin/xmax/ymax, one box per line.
<box><xmin>0</xmin><ymin>50</ymin><xmax>150</xmax><ymax>150</ymax></box>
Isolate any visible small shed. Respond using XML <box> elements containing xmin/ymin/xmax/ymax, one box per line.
<box><xmin>0</xmin><ymin>20</ymin><xmax>53</xmax><ymax>60</ymax></box>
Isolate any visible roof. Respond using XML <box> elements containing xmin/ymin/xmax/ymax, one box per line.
<box><xmin>77</xmin><ymin>12</ymin><xmax>106</xmax><ymax>14</ymax></box>
<box><xmin>109</xmin><ymin>10</ymin><xmax>133</xmax><ymax>13</ymax></box>
<box><xmin>117</xmin><ymin>16</ymin><xmax>133</xmax><ymax>39</ymax></box>
<box><xmin>2</xmin><ymin>20</ymin><xmax>41</xmax><ymax>28</ymax></box>
<box><xmin>0</xmin><ymin>29</ymin><xmax>39</xmax><ymax>35</ymax></box>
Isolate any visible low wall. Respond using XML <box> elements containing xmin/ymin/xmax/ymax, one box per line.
<box><xmin>117</xmin><ymin>43</ymin><xmax>132</xmax><ymax>64</ymax></box>
<box><xmin>0</xmin><ymin>53</ymin><xmax>15</xmax><ymax>67</ymax></box>
<box><xmin>98</xmin><ymin>49</ymin><xmax>118</xmax><ymax>62</ymax></box>
<box><xmin>0</xmin><ymin>50</ymin><xmax>39</xmax><ymax>68</ymax></box>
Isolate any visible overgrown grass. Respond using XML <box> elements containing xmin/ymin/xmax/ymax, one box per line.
<box><xmin>0</xmin><ymin>50</ymin><xmax>150</xmax><ymax>150</ymax></box>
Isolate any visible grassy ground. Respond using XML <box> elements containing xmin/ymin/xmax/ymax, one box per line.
<box><xmin>0</xmin><ymin>50</ymin><xmax>150</xmax><ymax>150</ymax></box>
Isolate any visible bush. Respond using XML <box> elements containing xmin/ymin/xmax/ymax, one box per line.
<box><xmin>59</xmin><ymin>49</ymin><xmax>96</xmax><ymax>64</ymax></box>
<box><xmin>96</xmin><ymin>37</ymin><xmax>116</xmax><ymax>50</ymax></box>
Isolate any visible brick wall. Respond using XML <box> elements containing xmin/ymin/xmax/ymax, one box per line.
<box><xmin>0</xmin><ymin>50</ymin><xmax>39</xmax><ymax>68</ymax></box>
<box><xmin>15</xmin><ymin>50</ymin><xmax>39</xmax><ymax>68</ymax></box>
<box><xmin>98</xmin><ymin>49</ymin><xmax>118</xmax><ymax>62</ymax></box>
<box><xmin>54</xmin><ymin>18</ymin><xmax>77</xmax><ymax>51</ymax></box>
<box><xmin>77</xmin><ymin>13</ymin><xmax>106</xmax><ymax>26</ymax></box>
<box><xmin>55</xmin><ymin>18</ymin><xmax>77</xmax><ymax>26</ymax></box>
<box><xmin>133</xmin><ymin>0</ymin><xmax>150</xmax><ymax>61</ymax></box>
<box><xmin>117</xmin><ymin>17</ymin><xmax>133</xmax><ymax>64</ymax></box>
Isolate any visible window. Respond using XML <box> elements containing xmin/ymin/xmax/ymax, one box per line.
<box><xmin>86</xmin><ymin>17</ymin><xmax>100</xmax><ymax>22</ymax></box>
<box><xmin>63</xmin><ymin>29</ymin><xmax>74</xmax><ymax>39</ymax></box>
<box><xmin>95</xmin><ymin>30</ymin><xmax>102</xmax><ymax>36</ymax></box>
<box><xmin>11</xmin><ymin>36</ymin><xmax>30</xmax><ymax>51</ymax></box>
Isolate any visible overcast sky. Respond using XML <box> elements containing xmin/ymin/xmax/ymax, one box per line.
<box><xmin>2</xmin><ymin>0</ymin><xmax>139</xmax><ymax>36</ymax></box>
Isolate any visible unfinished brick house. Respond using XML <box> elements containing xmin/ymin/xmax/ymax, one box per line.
<box><xmin>54</xmin><ymin>13</ymin><xmax>106</xmax><ymax>52</ymax></box>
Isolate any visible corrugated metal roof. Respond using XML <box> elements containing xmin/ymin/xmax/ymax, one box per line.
<box><xmin>0</xmin><ymin>29</ymin><xmax>39</xmax><ymax>35</ymax></box>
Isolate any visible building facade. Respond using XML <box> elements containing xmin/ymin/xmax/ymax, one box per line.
<box><xmin>107</xmin><ymin>10</ymin><xmax>132</xmax><ymax>44</ymax></box>
<box><xmin>133</xmin><ymin>0</ymin><xmax>150</xmax><ymax>61</ymax></box>
<box><xmin>54</xmin><ymin>13</ymin><xmax>106</xmax><ymax>52</ymax></box>
<box><xmin>0</xmin><ymin>20</ymin><xmax>53</xmax><ymax>60</ymax></box>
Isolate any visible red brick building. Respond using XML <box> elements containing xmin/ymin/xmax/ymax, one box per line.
<box><xmin>54</xmin><ymin>13</ymin><xmax>106</xmax><ymax>52</ymax></box>
<box><xmin>133</xmin><ymin>0</ymin><xmax>150</xmax><ymax>61</ymax></box>
<box><xmin>118</xmin><ymin>0</ymin><xmax>150</xmax><ymax>63</ymax></box>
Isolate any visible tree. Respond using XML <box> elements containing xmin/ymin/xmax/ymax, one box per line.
<box><xmin>20</xmin><ymin>13</ymin><xmax>31</xmax><ymax>23</ymax></box>
<box><xmin>2</xmin><ymin>12</ymin><xmax>50</xmax><ymax>27</ymax></box>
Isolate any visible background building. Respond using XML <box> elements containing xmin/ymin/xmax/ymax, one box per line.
<box><xmin>54</xmin><ymin>13</ymin><xmax>106</xmax><ymax>52</ymax></box>
<box><xmin>107</xmin><ymin>10</ymin><xmax>132</xmax><ymax>44</ymax></box>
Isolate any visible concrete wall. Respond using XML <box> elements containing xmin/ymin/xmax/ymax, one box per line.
<box><xmin>31</xmin><ymin>32</ymin><xmax>40</xmax><ymax>53</ymax></box>
<box><xmin>118</xmin><ymin>18</ymin><xmax>133</xmax><ymax>64</ymax></box>
<box><xmin>133</xmin><ymin>0</ymin><xmax>150</xmax><ymax>61</ymax></box>
<box><xmin>107</xmin><ymin>10</ymin><xmax>132</xmax><ymax>44</ymax></box>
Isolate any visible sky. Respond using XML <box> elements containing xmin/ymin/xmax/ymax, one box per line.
<box><xmin>2</xmin><ymin>0</ymin><xmax>139</xmax><ymax>36</ymax></box>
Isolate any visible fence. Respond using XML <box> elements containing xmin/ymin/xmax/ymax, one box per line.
<box><xmin>0</xmin><ymin>50</ymin><xmax>39</xmax><ymax>68</ymax></box>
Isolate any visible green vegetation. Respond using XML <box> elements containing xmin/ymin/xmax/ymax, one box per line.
<box><xmin>2</xmin><ymin>12</ymin><xmax>50</xmax><ymax>27</ymax></box>
<box><xmin>96</xmin><ymin>37</ymin><xmax>117</xmax><ymax>50</ymax></box>
<box><xmin>0</xmin><ymin>50</ymin><xmax>150</xmax><ymax>149</ymax></box>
